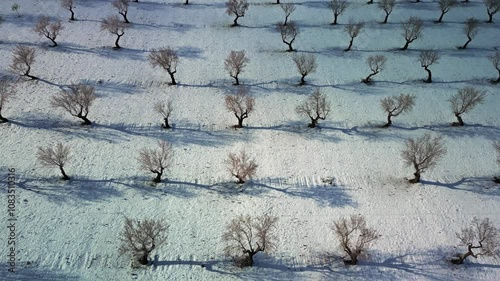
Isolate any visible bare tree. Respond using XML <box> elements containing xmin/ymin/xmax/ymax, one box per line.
<box><xmin>495</xmin><ymin>141</ymin><xmax>500</xmax><ymax>183</ymax></box>
<box><xmin>154</xmin><ymin>99</ymin><xmax>173</xmax><ymax>129</ymax></box>
<box><xmin>100</xmin><ymin>15</ymin><xmax>128</xmax><ymax>49</ymax></box>
<box><xmin>184</xmin><ymin>0</ymin><xmax>189</xmax><ymax>4</ymax></box>
<box><xmin>226</xmin><ymin>150</ymin><xmax>258</xmax><ymax>184</ymax></box>
<box><xmin>11</xmin><ymin>4</ymin><xmax>20</xmax><ymax>17</ymax></box>
<box><xmin>362</xmin><ymin>55</ymin><xmax>387</xmax><ymax>84</ymax></box>
<box><xmin>280</xmin><ymin>3</ymin><xmax>296</xmax><ymax>26</ymax></box>
<box><xmin>344</xmin><ymin>20</ymin><xmax>364</xmax><ymax>51</ymax></box>
<box><xmin>378</xmin><ymin>0</ymin><xmax>395</xmax><ymax>24</ymax></box>
<box><xmin>0</xmin><ymin>80</ymin><xmax>13</xmax><ymax>123</ymax></box>
<box><xmin>138</xmin><ymin>141</ymin><xmax>173</xmax><ymax>183</ymax></box>
<box><xmin>149</xmin><ymin>48</ymin><xmax>179</xmax><ymax>85</ymax></box>
<box><xmin>418</xmin><ymin>50</ymin><xmax>440</xmax><ymax>83</ymax></box>
<box><xmin>33</xmin><ymin>16</ymin><xmax>64</xmax><ymax>47</ymax></box>
<box><xmin>225</xmin><ymin>87</ymin><xmax>255</xmax><ymax>128</ymax></box>
<box><xmin>60</xmin><ymin>0</ymin><xmax>76</xmax><ymax>21</ymax></box>
<box><xmin>484</xmin><ymin>0</ymin><xmax>500</xmax><ymax>23</ymax></box>
<box><xmin>328</xmin><ymin>0</ymin><xmax>349</xmax><ymax>25</ymax></box>
<box><xmin>452</xmin><ymin>217</ymin><xmax>499</xmax><ymax>264</ymax></box>
<box><xmin>37</xmin><ymin>142</ymin><xmax>71</xmax><ymax>180</ymax></box>
<box><xmin>449</xmin><ymin>86</ymin><xmax>486</xmax><ymax>126</ymax></box>
<box><xmin>292</xmin><ymin>53</ymin><xmax>317</xmax><ymax>85</ymax></box>
<box><xmin>401</xmin><ymin>133</ymin><xmax>446</xmax><ymax>183</ymax></box>
<box><xmin>401</xmin><ymin>16</ymin><xmax>423</xmax><ymax>50</ymax></box>
<box><xmin>224</xmin><ymin>50</ymin><xmax>249</xmax><ymax>85</ymax></box>
<box><xmin>226</xmin><ymin>0</ymin><xmax>249</xmax><ymax>27</ymax></box>
<box><xmin>51</xmin><ymin>84</ymin><xmax>96</xmax><ymax>125</ymax></box>
<box><xmin>10</xmin><ymin>45</ymin><xmax>37</xmax><ymax>79</ymax></box>
<box><xmin>296</xmin><ymin>89</ymin><xmax>331</xmax><ymax>128</ymax></box>
<box><xmin>119</xmin><ymin>217</ymin><xmax>168</xmax><ymax>266</ymax></box>
<box><xmin>436</xmin><ymin>0</ymin><xmax>457</xmax><ymax>23</ymax></box>
<box><xmin>277</xmin><ymin>21</ymin><xmax>298</xmax><ymax>52</ymax></box>
<box><xmin>222</xmin><ymin>214</ymin><xmax>278</xmax><ymax>267</ymax></box>
<box><xmin>380</xmin><ymin>93</ymin><xmax>416</xmax><ymax>128</ymax></box>
<box><xmin>112</xmin><ymin>0</ymin><xmax>130</xmax><ymax>23</ymax></box>
<box><xmin>489</xmin><ymin>51</ymin><xmax>500</xmax><ymax>83</ymax></box>
<box><xmin>333</xmin><ymin>215</ymin><xmax>380</xmax><ymax>265</ymax></box>
<box><xmin>459</xmin><ymin>18</ymin><xmax>480</xmax><ymax>49</ymax></box>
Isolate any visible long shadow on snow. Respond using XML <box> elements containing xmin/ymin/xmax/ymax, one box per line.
<box><xmin>152</xmin><ymin>255</ymin><xmax>234</xmax><ymax>276</ymax></box>
<box><xmin>0</xmin><ymin>263</ymin><xmax>80</xmax><ymax>281</ymax></box>
<box><xmin>420</xmin><ymin>176</ymin><xmax>500</xmax><ymax>197</ymax></box>
<box><xmin>393</xmin><ymin>123</ymin><xmax>500</xmax><ymax>141</ymax></box>
<box><xmin>247</xmin><ymin>122</ymin><xmax>343</xmax><ymax>143</ymax></box>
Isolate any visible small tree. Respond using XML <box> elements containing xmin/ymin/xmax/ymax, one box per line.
<box><xmin>277</xmin><ymin>21</ymin><xmax>298</xmax><ymax>52</ymax></box>
<box><xmin>362</xmin><ymin>55</ymin><xmax>387</xmax><ymax>84</ymax></box>
<box><xmin>138</xmin><ymin>141</ymin><xmax>173</xmax><ymax>183</ymax></box>
<box><xmin>296</xmin><ymin>89</ymin><xmax>331</xmax><ymax>128</ymax></box>
<box><xmin>436</xmin><ymin>0</ymin><xmax>457</xmax><ymax>23</ymax></box>
<box><xmin>51</xmin><ymin>84</ymin><xmax>96</xmax><ymax>125</ymax></box>
<box><xmin>380</xmin><ymin>93</ymin><xmax>416</xmax><ymax>128</ymax></box>
<box><xmin>37</xmin><ymin>142</ymin><xmax>71</xmax><ymax>180</ymax></box>
<box><xmin>11</xmin><ymin>4</ymin><xmax>20</xmax><ymax>17</ymax></box>
<box><xmin>459</xmin><ymin>18</ymin><xmax>480</xmax><ymax>49</ymax></box>
<box><xmin>401</xmin><ymin>16</ymin><xmax>423</xmax><ymax>50</ymax></box>
<box><xmin>452</xmin><ymin>217</ymin><xmax>499</xmax><ymax>264</ymax></box>
<box><xmin>224</xmin><ymin>50</ymin><xmax>249</xmax><ymax>86</ymax></box>
<box><xmin>225</xmin><ymin>87</ymin><xmax>255</xmax><ymax>128</ymax></box>
<box><xmin>60</xmin><ymin>0</ymin><xmax>76</xmax><ymax>21</ymax></box>
<box><xmin>112</xmin><ymin>0</ymin><xmax>130</xmax><ymax>23</ymax></box>
<box><xmin>33</xmin><ymin>16</ymin><xmax>64</xmax><ymax>47</ymax></box>
<box><xmin>401</xmin><ymin>133</ymin><xmax>446</xmax><ymax>183</ymax></box>
<box><xmin>484</xmin><ymin>0</ymin><xmax>500</xmax><ymax>23</ymax></box>
<box><xmin>149</xmin><ymin>48</ymin><xmax>179</xmax><ymax>85</ymax></box>
<box><xmin>226</xmin><ymin>150</ymin><xmax>258</xmax><ymax>184</ymax></box>
<box><xmin>328</xmin><ymin>0</ymin><xmax>349</xmax><ymax>25</ymax></box>
<box><xmin>100</xmin><ymin>15</ymin><xmax>128</xmax><ymax>49</ymax></box>
<box><xmin>333</xmin><ymin>215</ymin><xmax>380</xmax><ymax>265</ymax></box>
<box><xmin>0</xmin><ymin>80</ymin><xmax>13</xmax><ymax>123</ymax></box>
<box><xmin>280</xmin><ymin>3</ymin><xmax>296</xmax><ymax>26</ymax></box>
<box><xmin>119</xmin><ymin>217</ymin><xmax>168</xmax><ymax>266</ymax></box>
<box><xmin>226</xmin><ymin>0</ymin><xmax>249</xmax><ymax>27</ymax></box>
<box><xmin>10</xmin><ymin>45</ymin><xmax>37</xmax><ymax>79</ymax></box>
<box><xmin>292</xmin><ymin>53</ymin><xmax>317</xmax><ymax>85</ymax></box>
<box><xmin>154</xmin><ymin>99</ymin><xmax>173</xmax><ymax>129</ymax></box>
<box><xmin>449</xmin><ymin>86</ymin><xmax>486</xmax><ymax>126</ymax></box>
<box><xmin>489</xmin><ymin>51</ymin><xmax>500</xmax><ymax>84</ymax></box>
<box><xmin>378</xmin><ymin>0</ymin><xmax>395</xmax><ymax>24</ymax></box>
<box><xmin>418</xmin><ymin>50</ymin><xmax>440</xmax><ymax>83</ymax></box>
<box><xmin>343</xmin><ymin>20</ymin><xmax>364</xmax><ymax>51</ymax></box>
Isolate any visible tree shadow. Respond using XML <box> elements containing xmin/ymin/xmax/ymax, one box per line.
<box><xmin>420</xmin><ymin>176</ymin><xmax>500</xmax><ymax>196</ymax></box>
<box><xmin>152</xmin><ymin>255</ymin><xmax>234</xmax><ymax>276</ymax></box>
<box><xmin>0</xmin><ymin>263</ymin><xmax>80</xmax><ymax>281</ymax></box>
<box><xmin>247</xmin><ymin>122</ymin><xmax>343</xmax><ymax>143</ymax></box>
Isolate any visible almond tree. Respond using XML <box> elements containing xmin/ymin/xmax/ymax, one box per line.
<box><xmin>296</xmin><ymin>89</ymin><xmax>331</xmax><ymax>128</ymax></box>
<box><xmin>51</xmin><ymin>84</ymin><xmax>96</xmax><ymax>125</ymax></box>
<box><xmin>0</xmin><ymin>80</ymin><xmax>13</xmax><ymax>123</ymax></box>
<box><xmin>328</xmin><ymin>0</ymin><xmax>349</xmax><ymax>25</ymax></box>
<box><xmin>100</xmin><ymin>15</ymin><xmax>128</xmax><ymax>49</ymax></box>
<box><xmin>138</xmin><ymin>141</ymin><xmax>173</xmax><ymax>183</ymax></box>
<box><xmin>452</xmin><ymin>217</ymin><xmax>499</xmax><ymax>264</ymax></box>
<box><xmin>488</xmin><ymin>51</ymin><xmax>500</xmax><ymax>83</ymax></box>
<box><xmin>224</xmin><ymin>50</ymin><xmax>249</xmax><ymax>85</ymax></box>
<box><xmin>33</xmin><ymin>16</ymin><xmax>64</xmax><ymax>47</ymax></box>
<box><xmin>458</xmin><ymin>18</ymin><xmax>480</xmax><ymax>49</ymax></box>
<box><xmin>280</xmin><ymin>3</ymin><xmax>296</xmax><ymax>26</ymax></box>
<box><xmin>362</xmin><ymin>55</ymin><xmax>386</xmax><ymax>84</ymax></box>
<box><xmin>224</xmin><ymin>86</ymin><xmax>255</xmax><ymax>128</ymax></box>
<box><xmin>154</xmin><ymin>99</ymin><xmax>173</xmax><ymax>129</ymax></box>
<box><xmin>277</xmin><ymin>21</ymin><xmax>298</xmax><ymax>52</ymax></box>
<box><xmin>344</xmin><ymin>20</ymin><xmax>364</xmax><ymax>51</ymax></box>
<box><xmin>401</xmin><ymin>16</ymin><xmax>423</xmax><ymax>50</ymax></box>
<box><xmin>380</xmin><ymin>93</ymin><xmax>416</xmax><ymax>128</ymax></box>
<box><xmin>401</xmin><ymin>133</ymin><xmax>446</xmax><ymax>183</ymax></box>
<box><xmin>10</xmin><ymin>45</ymin><xmax>37</xmax><ymax>79</ymax></box>
<box><xmin>436</xmin><ymin>0</ymin><xmax>457</xmax><ymax>23</ymax></box>
<box><xmin>226</xmin><ymin>0</ymin><xmax>249</xmax><ymax>27</ymax></box>
<box><xmin>484</xmin><ymin>0</ymin><xmax>500</xmax><ymax>23</ymax></box>
<box><xmin>60</xmin><ymin>0</ymin><xmax>76</xmax><ymax>21</ymax></box>
<box><xmin>418</xmin><ymin>50</ymin><xmax>440</xmax><ymax>83</ymax></box>
<box><xmin>226</xmin><ymin>150</ymin><xmax>258</xmax><ymax>184</ymax></box>
<box><xmin>449</xmin><ymin>86</ymin><xmax>486</xmax><ymax>126</ymax></box>
<box><xmin>378</xmin><ymin>0</ymin><xmax>395</xmax><ymax>24</ymax></box>
<box><xmin>37</xmin><ymin>142</ymin><xmax>71</xmax><ymax>180</ymax></box>
<box><xmin>292</xmin><ymin>53</ymin><xmax>317</xmax><ymax>85</ymax></box>
<box><xmin>149</xmin><ymin>48</ymin><xmax>179</xmax><ymax>85</ymax></box>
<box><xmin>112</xmin><ymin>0</ymin><xmax>130</xmax><ymax>23</ymax></box>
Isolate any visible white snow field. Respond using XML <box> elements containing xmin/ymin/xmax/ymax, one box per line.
<box><xmin>1</xmin><ymin>0</ymin><xmax>500</xmax><ymax>280</ymax></box>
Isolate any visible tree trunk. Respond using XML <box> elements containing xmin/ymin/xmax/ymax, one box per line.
<box><xmin>153</xmin><ymin>172</ymin><xmax>162</xmax><ymax>183</ymax></box>
<box><xmin>0</xmin><ymin>113</ymin><xmax>9</xmax><ymax>123</ymax></box>
<box><xmin>487</xmin><ymin>12</ymin><xmax>493</xmax><ymax>23</ymax></box>
<box><xmin>382</xmin><ymin>114</ymin><xmax>392</xmax><ymax>128</ymax></box>
<box><xmin>233</xmin><ymin>15</ymin><xmax>239</xmax><ymax>26</ymax></box>
<box><xmin>236</xmin><ymin>176</ymin><xmax>245</xmax><ymax>184</ymax></box>
<box><xmin>299</xmin><ymin>74</ymin><xmax>306</xmax><ymax>85</ymax></box>
<box><xmin>409</xmin><ymin>171</ymin><xmax>420</xmax><ymax>183</ymax></box>
<box><xmin>333</xmin><ymin>14</ymin><xmax>338</xmax><ymax>25</ymax></box>
<box><xmin>59</xmin><ymin>166</ymin><xmax>70</xmax><ymax>181</ymax></box>
<box><xmin>121</xmin><ymin>12</ymin><xmax>130</xmax><ymax>23</ymax></box>
<box><xmin>437</xmin><ymin>12</ymin><xmax>445</xmax><ymax>23</ymax></box>
<box><xmin>114</xmin><ymin>34</ymin><xmax>122</xmax><ymax>49</ymax></box>
<box><xmin>495</xmin><ymin>69</ymin><xmax>500</xmax><ymax>83</ymax></box>
<box><xmin>424</xmin><ymin>67</ymin><xmax>432</xmax><ymax>83</ymax></box>
<box><xmin>460</xmin><ymin>37</ymin><xmax>472</xmax><ymax>49</ymax></box>
<box><xmin>162</xmin><ymin>118</ymin><xmax>171</xmax><ymax>129</ymax></box>
<box><xmin>70</xmin><ymin>8</ymin><xmax>75</xmax><ymax>20</ymax></box>
<box><xmin>138</xmin><ymin>253</ymin><xmax>149</xmax><ymax>265</ymax></box>
<box><xmin>168</xmin><ymin>72</ymin><xmax>177</xmax><ymax>85</ymax></box>
<box><xmin>383</xmin><ymin>13</ymin><xmax>389</xmax><ymax>24</ymax></box>
<box><xmin>454</xmin><ymin>114</ymin><xmax>464</xmax><ymax>126</ymax></box>
<box><xmin>286</xmin><ymin>42</ymin><xmax>294</xmax><ymax>52</ymax></box>
<box><xmin>451</xmin><ymin>245</ymin><xmax>474</xmax><ymax>264</ymax></box>
<box><xmin>236</xmin><ymin>116</ymin><xmax>244</xmax><ymax>128</ymax></box>
<box><xmin>49</xmin><ymin>37</ymin><xmax>58</xmax><ymax>47</ymax></box>
<box><xmin>401</xmin><ymin>40</ymin><xmax>410</xmax><ymax>50</ymax></box>
<box><xmin>367</xmin><ymin>0</ymin><xmax>373</xmax><ymax>4</ymax></box>
<box><xmin>308</xmin><ymin>118</ymin><xmax>317</xmax><ymax>128</ymax></box>
<box><xmin>362</xmin><ymin>72</ymin><xmax>376</xmax><ymax>84</ymax></box>
<box><xmin>284</xmin><ymin>15</ymin><xmax>289</xmax><ymax>26</ymax></box>
<box><xmin>78</xmin><ymin>115</ymin><xmax>92</xmax><ymax>125</ymax></box>
<box><xmin>185</xmin><ymin>0</ymin><xmax>189</xmax><ymax>4</ymax></box>
<box><xmin>232</xmin><ymin>75</ymin><xmax>239</xmax><ymax>85</ymax></box>
<box><xmin>345</xmin><ymin>38</ymin><xmax>354</xmax><ymax>51</ymax></box>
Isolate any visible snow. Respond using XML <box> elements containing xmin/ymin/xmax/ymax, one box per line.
<box><xmin>1</xmin><ymin>0</ymin><xmax>499</xmax><ymax>280</ymax></box>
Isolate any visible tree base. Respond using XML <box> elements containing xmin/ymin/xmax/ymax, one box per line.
<box><xmin>361</xmin><ymin>78</ymin><xmax>372</xmax><ymax>84</ymax></box>
<box><xmin>450</xmin><ymin>256</ymin><xmax>463</xmax><ymax>265</ymax></box>
<box><xmin>451</xmin><ymin>122</ymin><xmax>464</xmax><ymax>127</ymax></box>
<box><xmin>494</xmin><ymin>177</ymin><xmax>500</xmax><ymax>184</ymax></box>
<box><xmin>381</xmin><ymin>123</ymin><xmax>390</xmax><ymax>128</ymax></box>
<box><xmin>61</xmin><ymin>176</ymin><xmax>70</xmax><ymax>181</ymax></box>
<box><xmin>161</xmin><ymin>124</ymin><xmax>172</xmax><ymax>129</ymax></box>
<box><xmin>343</xmin><ymin>258</ymin><xmax>358</xmax><ymax>265</ymax></box>
<box><xmin>408</xmin><ymin>178</ymin><xmax>419</xmax><ymax>184</ymax></box>
<box><xmin>423</xmin><ymin>79</ymin><xmax>432</xmax><ymax>83</ymax></box>
<box><xmin>112</xmin><ymin>46</ymin><xmax>121</xmax><ymax>50</ymax></box>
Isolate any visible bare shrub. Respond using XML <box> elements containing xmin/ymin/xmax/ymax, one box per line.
<box><xmin>418</xmin><ymin>50</ymin><xmax>440</xmax><ymax>83</ymax></box>
<box><xmin>225</xmin><ymin>87</ymin><xmax>255</xmax><ymax>128</ymax></box>
<box><xmin>333</xmin><ymin>215</ymin><xmax>380</xmax><ymax>265</ymax></box>
<box><xmin>10</xmin><ymin>45</ymin><xmax>37</xmax><ymax>79</ymax></box>
<box><xmin>224</xmin><ymin>50</ymin><xmax>249</xmax><ymax>85</ymax></box>
<box><xmin>401</xmin><ymin>16</ymin><xmax>423</xmax><ymax>50</ymax></box>
<box><xmin>280</xmin><ymin>3</ymin><xmax>296</xmax><ymax>26</ymax></box>
<box><xmin>449</xmin><ymin>86</ymin><xmax>486</xmax><ymax>126</ymax></box>
<box><xmin>459</xmin><ymin>18</ymin><xmax>480</xmax><ymax>49</ymax></box>
<box><xmin>277</xmin><ymin>21</ymin><xmax>298</xmax><ymax>52</ymax></box>
<box><xmin>484</xmin><ymin>0</ymin><xmax>500</xmax><ymax>23</ymax></box>
<box><xmin>452</xmin><ymin>217</ymin><xmax>499</xmax><ymax>264</ymax></box>
<box><xmin>436</xmin><ymin>0</ymin><xmax>457</xmax><ymax>23</ymax></box>
<box><xmin>154</xmin><ymin>99</ymin><xmax>173</xmax><ymax>129</ymax></box>
<box><xmin>226</xmin><ymin>0</ymin><xmax>249</xmax><ymax>26</ymax></box>
<box><xmin>33</xmin><ymin>16</ymin><xmax>64</xmax><ymax>47</ymax></box>
<box><xmin>51</xmin><ymin>84</ymin><xmax>96</xmax><ymax>125</ymax></box>
<box><xmin>296</xmin><ymin>89</ymin><xmax>331</xmax><ymax>128</ymax></box>
<box><xmin>0</xmin><ymin>80</ymin><xmax>13</xmax><ymax>123</ymax></box>
<box><xmin>119</xmin><ymin>217</ymin><xmax>168</xmax><ymax>266</ymax></box>
<box><xmin>100</xmin><ymin>15</ymin><xmax>128</xmax><ymax>49</ymax></box>
<box><xmin>343</xmin><ymin>20</ymin><xmax>364</xmax><ymax>51</ymax></box>
<box><xmin>328</xmin><ymin>0</ymin><xmax>349</xmax><ymax>25</ymax></box>
<box><xmin>488</xmin><ymin>51</ymin><xmax>500</xmax><ymax>83</ymax></box>
<box><xmin>401</xmin><ymin>133</ymin><xmax>446</xmax><ymax>183</ymax></box>
<box><xmin>362</xmin><ymin>55</ymin><xmax>386</xmax><ymax>84</ymax></box>
<box><xmin>112</xmin><ymin>0</ymin><xmax>130</xmax><ymax>23</ymax></box>
<box><xmin>60</xmin><ymin>0</ymin><xmax>75</xmax><ymax>21</ymax></box>
<box><xmin>149</xmin><ymin>48</ymin><xmax>179</xmax><ymax>85</ymax></box>
<box><xmin>138</xmin><ymin>141</ymin><xmax>173</xmax><ymax>183</ymax></box>
<box><xmin>226</xmin><ymin>150</ymin><xmax>258</xmax><ymax>184</ymax></box>
<box><xmin>378</xmin><ymin>0</ymin><xmax>395</xmax><ymax>24</ymax></box>
<box><xmin>380</xmin><ymin>93</ymin><xmax>415</xmax><ymax>128</ymax></box>
<box><xmin>222</xmin><ymin>214</ymin><xmax>278</xmax><ymax>267</ymax></box>
<box><xmin>37</xmin><ymin>142</ymin><xmax>71</xmax><ymax>180</ymax></box>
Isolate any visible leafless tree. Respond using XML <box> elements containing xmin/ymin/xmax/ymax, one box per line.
<box><xmin>11</xmin><ymin>4</ymin><xmax>20</xmax><ymax>17</ymax></box>
<box><xmin>112</xmin><ymin>0</ymin><xmax>130</xmax><ymax>23</ymax></box>
<box><xmin>489</xmin><ymin>51</ymin><xmax>500</xmax><ymax>83</ymax></box>
<box><xmin>344</xmin><ymin>20</ymin><xmax>364</xmax><ymax>51</ymax></box>
<box><xmin>378</xmin><ymin>0</ymin><xmax>395</xmax><ymax>24</ymax></box>
<box><xmin>328</xmin><ymin>0</ymin><xmax>349</xmax><ymax>25</ymax></box>
<box><xmin>418</xmin><ymin>50</ymin><xmax>440</xmax><ymax>83</ymax></box>
<box><xmin>380</xmin><ymin>93</ymin><xmax>416</xmax><ymax>128</ymax></box>
<box><xmin>401</xmin><ymin>133</ymin><xmax>446</xmax><ymax>183</ymax></box>
<box><xmin>119</xmin><ymin>217</ymin><xmax>168</xmax><ymax>266</ymax></box>
<box><xmin>225</xmin><ymin>87</ymin><xmax>255</xmax><ymax>128</ymax></box>
<box><xmin>484</xmin><ymin>0</ymin><xmax>500</xmax><ymax>23</ymax></box>
<box><xmin>362</xmin><ymin>55</ymin><xmax>387</xmax><ymax>84</ymax></box>
<box><xmin>226</xmin><ymin>150</ymin><xmax>258</xmax><ymax>184</ymax></box>
<box><xmin>226</xmin><ymin>0</ymin><xmax>249</xmax><ymax>27</ymax></box>
<box><xmin>51</xmin><ymin>84</ymin><xmax>96</xmax><ymax>125</ymax></box>
<box><xmin>459</xmin><ymin>18</ymin><xmax>480</xmax><ymax>49</ymax></box>
<box><xmin>60</xmin><ymin>0</ymin><xmax>76</xmax><ymax>21</ymax></box>
<box><xmin>222</xmin><ymin>214</ymin><xmax>278</xmax><ymax>267</ymax></box>
<box><xmin>449</xmin><ymin>86</ymin><xmax>486</xmax><ymax>126</ymax></box>
<box><xmin>277</xmin><ymin>21</ymin><xmax>298</xmax><ymax>52</ymax></box>
<box><xmin>37</xmin><ymin>142</ymin><xmax>71</xmax><ymax>180</ymax></box>
<box><xmin>154</xmin><ymin>99</ymin><xmax>173</xmax><ymax>129</ymax></box>
<box><xmin>333</xmin><ymin>215</ymin><xmax>380</xmax><ymax>265</ymax></box>
<box><xmin>224</xmin><ymin>50</ymin><xmax>249</xmax><ymax>85</ymax></box>
<box><xmin>436</xmin><ymin>0</ymin><xmax>457</xmax><ymax>23</ymax></box>
<box><xmin>452</xmin><ymin>217</ymin><xmax>499</xmax><ymax>264</ymax></box>
<box><xmin>280</xmin><ymin>3</ymin><xmax>296</xmax><ymax>26</ymax></box>
<box><xmin>33</xmin><ymin>16</ymin><xmax>64</xmax><ymax>47</ymax></box>
<box><xmin>292</xmin><ymin>53</ymin><xmax>317</xmax><ymax>85</ymax></box>
<box><xmin>138</xmin><ymin>141</ymin><xmax>173</xmax><ymax>183</ymax></box>
<box><xmin>149</xmin><ymin>48</ymin><xmax>179</xmax><ymax>85</ymax></box>
<box><xmin>10</xmin><ymin>45</ymin><xmax>37</xmax><ymax>79</ymax></box>
<box><xmin>401</xmin><ymin>16</ymin><xmax>423</xmax><ymax>50</ymax></box>
<box><xmin>0</xmin><ymin>80</ymin><xmax>13</xmax><ymax>123</ymax></box>
<box><xmin>100</xmin><ymin>15</ymin><xmax>128</xmax><ymax>49</ymax></box>
<box><xmin>296</xmin><ymin>89</ymin><xmax>331</xmax><ymax>128</ymax></box>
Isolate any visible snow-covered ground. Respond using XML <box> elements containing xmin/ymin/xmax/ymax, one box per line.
<box><xmin>1</xmin><ymin>0</ymin><xmax>499</xmax><ymax>280</ymax></box>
